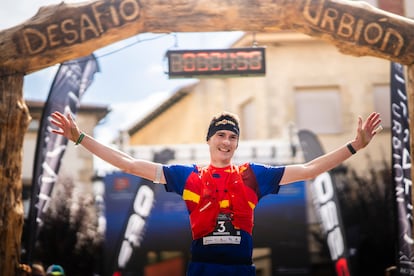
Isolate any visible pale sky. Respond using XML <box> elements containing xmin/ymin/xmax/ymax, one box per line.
<box><xmin>0</xmin><ymin>0</ymin><xmax>243</xmax><ymax>143</ymax></box>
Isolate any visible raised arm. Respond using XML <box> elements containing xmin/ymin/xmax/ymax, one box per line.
<box><xmin>280</xmin><ymin>112</ymin><xmax>381</xmax><ymax>185</ymax></box>
<box><xmin>50</xmin><ymin>111</ymin><xmax>166</xmax><ymax>184</ymax></box>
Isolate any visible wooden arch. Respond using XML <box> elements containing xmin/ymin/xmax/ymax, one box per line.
<box><xmin>0</xmin><ymin>0</ymin><xmax>413</xmax><ymax>274</ymax></box>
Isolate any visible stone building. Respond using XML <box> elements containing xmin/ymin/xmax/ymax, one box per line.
<box><xmin>22</xmin><ymin>100</ymin><xmax>109</xmax><ymax>217</ymax></box>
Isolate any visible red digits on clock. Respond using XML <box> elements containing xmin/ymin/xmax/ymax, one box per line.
<box><xmin>236</xmin><ymin>52</ymin><xmax>248</xmax><ymax>70</ymax></box>
<box><xmin>183</xmin><ymin>53</ymin><xmax>196</xmax><ymax>72</ymax></box>
<box><xmin>170</xmin><ymin>53</ymin><xmax>184</xmax><ymax>73</ymax></box>
<box><xmin>249</xmin><ymin>51</ymin><xmax>262</xmax><ymax>70</ymax></box>
<box><xmin>222</xmin><ymin>52</ymin><xmax>235</xmax><ymax>71</ymax></box>
<box><xmin>210</xmin><ymin>52</ymin><xmax>222</xmax><ymax>71</ymax></box>
<box><xmin>168</xmin><ymin>48</ymin><xmax>265</xmax><ymax>77</ymax></box>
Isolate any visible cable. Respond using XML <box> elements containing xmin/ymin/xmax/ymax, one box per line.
<box><xmin>0</xmin><ymin>33</ymin><xmax>174</xmax><ymax>78</ymax></box>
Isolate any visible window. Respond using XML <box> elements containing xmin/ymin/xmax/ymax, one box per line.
<box><xmin>373</xmin><ymin>84</ymin><xmax>391</xmax><ymax>128</ymax></box>
<box><xmin>295</xmin><ymin>87</ymin><xmax>343</xmax><ymax>134</ymax></box>
<box><xmin>240</xmin><ymin>99</ymin><xmax>256</xmax><ymax>140</ymax></box>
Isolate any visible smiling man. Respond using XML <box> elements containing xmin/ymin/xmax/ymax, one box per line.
<box><xmin>51</xmin><ymin>110</ymin><xmax>381</xmax><ymax>275</ymax></box>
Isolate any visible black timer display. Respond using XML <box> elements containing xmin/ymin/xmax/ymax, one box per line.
<box><xmin>166</xmin><ymin>47</ymin><xmax>266</xmax><ymax>78</ymax></box>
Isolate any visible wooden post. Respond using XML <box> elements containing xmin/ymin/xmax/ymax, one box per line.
<box><xmin>0</xmin><ymin>69</ymin><xmax>30</xmax><ymax>275</ymax></box>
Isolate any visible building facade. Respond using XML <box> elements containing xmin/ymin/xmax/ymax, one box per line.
<box><xmin>122</xmin><ymin>3</ymin><xmax>408</xmax><ymax>271</ymax></box>
<box><xmin>127</xmin><ymin>31</ymin><xmax>391</xmax><ymax>174</ymax></box>
<box><xmin>22</xmin><ymin>100</ymin><xmax>109</xmax><ymax>217</ymax></box>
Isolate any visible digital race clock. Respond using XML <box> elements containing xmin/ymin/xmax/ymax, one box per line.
<box><xmin>166</xmin><ymin>47</ymin><xmax>266</xmax><ymax>78</ymax></box>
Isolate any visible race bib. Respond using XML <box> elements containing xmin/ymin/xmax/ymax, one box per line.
<box><xmin>203</xmin><ymin>213</ymin><xmax>241</xmax><ymax>245</ymax></box>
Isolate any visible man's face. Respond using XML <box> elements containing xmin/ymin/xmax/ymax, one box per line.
<box><xmin>207</xmin><ymin>130</ymin><xmax>238</xmax><ymax>167</ymax></box>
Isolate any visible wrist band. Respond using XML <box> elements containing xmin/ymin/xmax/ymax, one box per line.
<box><xmin>346</xmin><ymin>143</ymin><xmax>356</xmax><ymax>155</ymax></box>
<box><xmin>153</xmin><ymin>164</ymin><xmax>162</xmax><ymax>184</ymax></box>
<box><xmin>75</xmin><ymin>133</ymin><xmax>85</xmax><ymax>145</ymax></box>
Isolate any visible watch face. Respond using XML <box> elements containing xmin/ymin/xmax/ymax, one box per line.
<box><xmin>167</xmin><ymin>47</ymin><xmax>266</xmax><ymax>78</ymax></box>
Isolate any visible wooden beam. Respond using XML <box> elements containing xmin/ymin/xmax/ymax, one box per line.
<box><xmin>1</xmin><ymin>0</ymin><xmax>414</xmax><ymax>273</ymax></box>
<box><xmin>0</xmin><ymin>0</ymin><xmax>413</xmax><ymax>74</ymax></box>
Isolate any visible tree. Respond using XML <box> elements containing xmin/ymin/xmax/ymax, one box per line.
<box><xmin>34</xmin><ymin>175</ymin><xmax>104</xmax><ymax>275</ymax></box>
<box><xmin>1</xmin><ymin>0</ymin><xmax>414</xmax><ymax>274</ymax></box>
<box><xmin>309</xmin><ymin>161</ymin><xmax>395</xmax><ymax>275</ymax></box>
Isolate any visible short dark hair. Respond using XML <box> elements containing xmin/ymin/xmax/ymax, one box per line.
<box><xmin>206</xmin><ymin>112</ymin><xmax>240</xmax><ymax>141</ymax></box>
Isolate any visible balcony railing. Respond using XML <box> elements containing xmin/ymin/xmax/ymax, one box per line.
<box><xmin>125</xmin><ymin>139</ymin><xmax>303</xmax><ymax>166</ymax></box>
